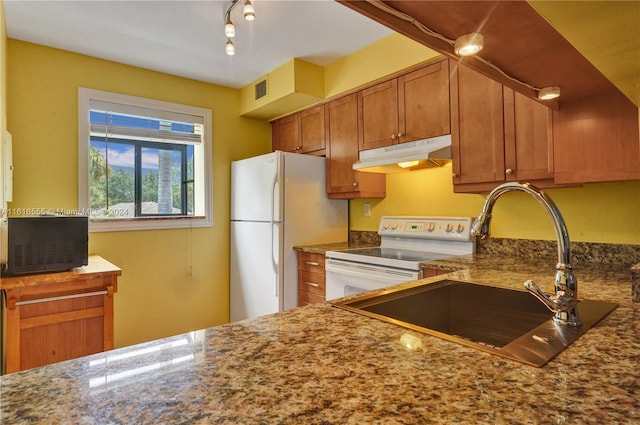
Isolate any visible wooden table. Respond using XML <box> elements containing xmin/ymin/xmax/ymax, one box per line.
<box><xmin>1</xmin><ymin>256</ymin><xmax>121</xmax><ymax>373</ymax></box>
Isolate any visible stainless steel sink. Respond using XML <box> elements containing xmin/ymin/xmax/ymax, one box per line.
<box><xmin>333</xmin><ymin>279</ymin><xmax>618</xmax><ymax>367</ymax></box>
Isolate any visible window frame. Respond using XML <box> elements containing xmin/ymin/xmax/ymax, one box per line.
<box><xmin>78</xmin><ymin>88</ymin><xmax>213</xmax><ymax>232</ymax></box>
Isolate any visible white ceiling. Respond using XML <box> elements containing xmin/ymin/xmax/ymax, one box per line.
<box><xmin>3</xmin><ymin>0</ymin><xmax>394</xmax><ymax>89</ymax></box>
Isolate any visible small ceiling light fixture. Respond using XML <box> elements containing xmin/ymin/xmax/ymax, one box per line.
<box><xmin>223</xmin><ymin>0</ymin><xmax>256</xmax><ymax>55</ymax></box>
<box><xmin>537</xmin><ymin>86</ymin><xmax>561</xmax><ymax>100</ymax></box>
<box><xmin>243</xmin><ymin>0</ymin><xmax>255</xmax><ymax>21</ymax></box>
<box><xmin>225</xmin><ymin>38</ymin><xmax>236</xmax><ymax>56</ymax></box>
<box><xmin>224</xmin><ymin>15</ymin><xmax>236</xmax><ymax>38</ymax></box>
<box><xmin>454</xmin><ymin>32</ymin><xmax>484</xmax><ymax>56</ymax></box>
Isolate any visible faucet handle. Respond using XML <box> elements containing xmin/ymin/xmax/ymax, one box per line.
<box><xmin>524</xmin><ymin>280</ymin><xmax>581</xmax><ymax>326</ymax></box>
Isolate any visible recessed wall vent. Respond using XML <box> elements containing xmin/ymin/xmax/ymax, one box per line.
<box><xmin>255</xmin><ymin>79</ymin><xmax>267</xmax><ymax>100</ymax></box>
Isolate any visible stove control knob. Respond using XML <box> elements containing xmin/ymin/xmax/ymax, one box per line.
<box><xmin>456</xmin><ymin>224</ymin><xmax>465</xmax><ymax>233</ymax></box>
<box><xmin>427</xmin><ymin>222</ymin><xmax>436</xmax><ymax>232</ymax></box>
<box><xmin>445</xmin><ymin>223</ymin><xmax>454</xmax><ymax>233</ymax></box>
<box><xmin>391</xmin><ymin>222</ymin><xmax>399</xmax><ymax>230</ymax></box>
<box><xmin>382</xmin><ymin>221</ymin><xmax>390</xmax><ymax>229</ymax></box>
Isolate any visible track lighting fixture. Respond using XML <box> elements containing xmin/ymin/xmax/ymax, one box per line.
<box><xmin>223</xmin><ymin>0</ymin><xmax>256</xmax><ymax>56</ymax></box>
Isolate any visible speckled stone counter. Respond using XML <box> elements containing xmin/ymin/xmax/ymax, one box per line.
<box><xmin>632</xmin><ymin>262</ymin><xmax>640</xmax><ymax>302</ymax></box>
<box><xmin>2</xmin><ymin>255</ymin><xmax>639</xmax><ymax>424</ymax></box>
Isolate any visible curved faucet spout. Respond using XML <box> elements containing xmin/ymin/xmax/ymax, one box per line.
<box><xmin>471</xmin><ymin>182</ymin><xmax>581</xmax><ymax>326</ymax></box>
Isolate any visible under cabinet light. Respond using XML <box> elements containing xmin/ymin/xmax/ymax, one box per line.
<box><xmin>537</xmin><ymin>86</ymin><xmax>561</xmax><ymax>100</ymax></box>
<box><xmin>454</xmin><ymin>33</ymin><xmax>484</xmax><ymax>56</ymax></box>
<box><xmin>398</xmin><ymin>160</ymin><xmax>420</xmax><ymax>169</ymax></box>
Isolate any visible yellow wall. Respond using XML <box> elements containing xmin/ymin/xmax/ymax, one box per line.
<box><xmin>6</xmin><ymin>40</ymin><xmax>271</xmax><ymax>348</ymax></box>
<box><xmin>349</xmin><ymin>165</ymin><xmax>640</xmax><ymax>245</ymax></box>
<box><xmin>324</xmin><ymin>33</ymin><xmax>440</xmax><ymax>98</ymax></box>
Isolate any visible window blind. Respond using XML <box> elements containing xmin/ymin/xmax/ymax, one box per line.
<box><xmin>89</xmin><ymin>99</ymin><xmax>203</xmax><ymax>145</ymax></box>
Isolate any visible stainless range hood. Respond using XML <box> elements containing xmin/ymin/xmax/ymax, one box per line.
<box><xmin>353</xmin><ymin>134</ymin><xmax>452</xmax><ymax>173</ymax></box>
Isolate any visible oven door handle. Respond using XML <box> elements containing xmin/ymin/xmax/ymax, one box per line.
<box><xmin>325</xmin><ymin>259</ymin><xmax>418</xmax><ymax>281</ymax></box>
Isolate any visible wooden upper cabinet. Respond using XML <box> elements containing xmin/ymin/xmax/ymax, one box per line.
<box><xmin>358</xmin><ymin>79</ymin><xmax>399</xmax><ymax>151</ymax></box>
<box><xmin>451</xmin><ymin>64</ymin><xmax>506</xmax><ymax>189</ymax></box>
<box><xmin>326</xmin><ymin>94</ymin><xmax>385</xmax><ymax>199</ymax></box>
<box><xmin>504</xmin><ymin>87</ymin><xmax>554</xmax><ymax>183</ymax></box>
<box><xmin>271</xmin><ymin>105</ymin><xmax>326</xmax><ymax>155</ymax></box>
<box><xmin>271</xmin><ymin>114</ymin><xmax>299</xmax><ymax>153</ymax></box>
<box><xmin>359</xmin><ymin>58</ymin><xmax>451</xmax><ymax>151</ymax></box>
<box><xmin>298</xmin><ymin>105</ymin><xmax>326</xmax><ymax>154</ymax></box>
<box><xmin>552</xmin><ymin>93</ymin><xmax>640</xmax><ymax>184</ymax></box>
<box><xmin>452</xmin><ymin>63</ymin><xmax>559</xmax><ymax>193</ymax></box>
<box><xmin>398</xmin><ymin>59</ymin><xmax>451</xmax><ymax>142</ymax></box>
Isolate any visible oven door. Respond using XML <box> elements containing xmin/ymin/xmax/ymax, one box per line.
<box><xmin>325</xmin><ymin>258</ymin><xmax>421</xmax><ymax>301</ymax></box>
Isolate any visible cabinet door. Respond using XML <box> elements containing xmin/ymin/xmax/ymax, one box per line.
<box><xmin>553</xmin><ymin>93</ymin><xmax>640</xmax><ymax>184</ymax></box>
<box><xmin>298</xmin><ymin>105</ymin><xmax>326</xmax><ymax>154</ymax></box>
<box><xmin>504</xmin><ymin>88</ymin><xmax>554</xmax><ymax>182</ymax></box>
<box><xmin>326</xmin><ymin>94</ymin><xmax>385</xmax><ymax>199</ymax></box>
<box><xmin>271</xmin><ymin>114</ymin><xmax>299</xmax><ymax>153</ymax></box>
<box><xmin>358</xmin><ymin>79</ymin><xmax>399</xmax><ymax>151</ymax></box>
<box><xmin>452</xmin><ymin>65</ymin><xmax>505</xmax><ymax>187</ymax></box>
<box><xmin>398</xmin><ymin>59</ymin><xmax>451</xmax><ymax>142</ymax></box>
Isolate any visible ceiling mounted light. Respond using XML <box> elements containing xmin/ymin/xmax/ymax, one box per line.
<box><xmin>243</xmin><ymin>0</ymin><xmax>255</xmax><ymax>21</ymax></box>
<box><xmin>537</xmin><ymin>86</ymin><xmax>561</xmax><ymax>100</ymax></box>
<box><xmin>224</xmin><ymin>15</ymin><xmax>236</xmax><ymax>38</ymax></box>
<box><xmin>225</xmin><ymin>38</ymin><xmax>236</xmax><ymax>56</ymax></box>
<box><xmin>223</xmin><ymin>0</ymin><xmax>256</xmax><ymax>55</ymax></box>
<box><xmin>454</xmin><ymin>32</ymin><xmax>484</xmax><ymax>56</ymax></box>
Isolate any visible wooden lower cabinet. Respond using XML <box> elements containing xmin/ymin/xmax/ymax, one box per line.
<box><xmin>421</xmin><ymin>267</ymin><xmax>451</xmax><ymax>278</ymax></box>
<box><xmin>1</xmin><ymin>256</ymin><xmax>121</xmax><ymax>373</ymax></box>
<box><xmin>297</xmin><ymin>251</ymin><xmax>326</xmax><ymax>306</ymax></box>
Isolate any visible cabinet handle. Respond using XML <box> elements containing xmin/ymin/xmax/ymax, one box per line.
<box><xmin>305</xmin><ymin>261</ymin><xmax>320</xmax><ymax>266</ymax></box>
<box><xmin>397</xmin><ymin>132</ymin><xmax>403</xmax><ymax>138</ymax></box>
<box><xmin>506</xmin><ymin>168</ymin><xmax>513</xmax><ymax>174</ymax></box>
<box><xmin>390</xmin><ymin>134</ymin><xmax>396</xmax><ymax>139</ymax></box>
<box><xmin>304</xmin><ymin>281</ymin><xmax>321</xmax><ymax>287</ymax></box>
<box><xmin>452</xmin><ymin>172</ymin><xmax>457</xmax><ymax>178</ymax></box>
<box><xmin>352</xmin><ymin>181</ymin><xmax>359</xmax><ymax>187</ymax></box>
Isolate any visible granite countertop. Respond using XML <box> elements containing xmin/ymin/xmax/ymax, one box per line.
<box><xmin>293</xmin><ymin>241</ymin><xmax>375</xmax><ymax>254</ymax></box>
<box><xmin>2</xmin><ymin>255</ymin><xmax>639</xmax><ymax>424</ymax></box>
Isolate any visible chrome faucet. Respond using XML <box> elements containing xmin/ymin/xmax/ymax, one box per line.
<box><xmin>471</xmin><ymin>182</ymin><xmax>581</xmax><ymax>326</ymax></box>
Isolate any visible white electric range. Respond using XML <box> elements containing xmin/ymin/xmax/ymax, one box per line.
<box><xmin>325</xmin><ymin>216</ymin><xmax>475</xmax><ymax>300</ymax></box>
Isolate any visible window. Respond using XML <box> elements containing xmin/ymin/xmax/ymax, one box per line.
<box><xmin>78</xmin><ymin>88</ymin><xmax>212</xmax><ymax>232</ymax></box>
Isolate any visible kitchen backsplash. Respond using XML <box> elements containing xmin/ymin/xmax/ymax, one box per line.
<box><xmin>348</xmin><ymin>231</ymin><xmax>640</xmax><ymax>266</ymax></box>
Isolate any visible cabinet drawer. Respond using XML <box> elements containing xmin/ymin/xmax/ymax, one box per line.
<box><xmin>298</xmin><ymin>270</ymin><xmax>325</xmax><ymax>296</ymax></box>
<box><xmin>298</xmin><ymin>290</ymin><xmax>325</xmax><ymax>306</ymax></box>
<box><xmin>297</xmin><ymin>252</ymin><xmax>325</xmax><ymax>274</ymax></box>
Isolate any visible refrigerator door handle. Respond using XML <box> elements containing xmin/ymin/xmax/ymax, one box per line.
<box><xmin>271</xmin><ymin>158</ymin><xmax>281</xmax><ymax>223</ymax></box>
<box><xmin>271</xmin><ymin>222</ymin><xmax>278</xmax><ymax>297</ymax></box>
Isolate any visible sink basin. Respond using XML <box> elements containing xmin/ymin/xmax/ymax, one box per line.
<box><xmin>333</xmin><ymin>279</ymin><xmax>618</xmax><ymax>367</ymax></box>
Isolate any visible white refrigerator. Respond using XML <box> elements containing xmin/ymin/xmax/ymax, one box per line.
<box><xmin>230</xmin><ymin>151</ymin><xmax>348</xmax><ymax>322</ymax></box>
